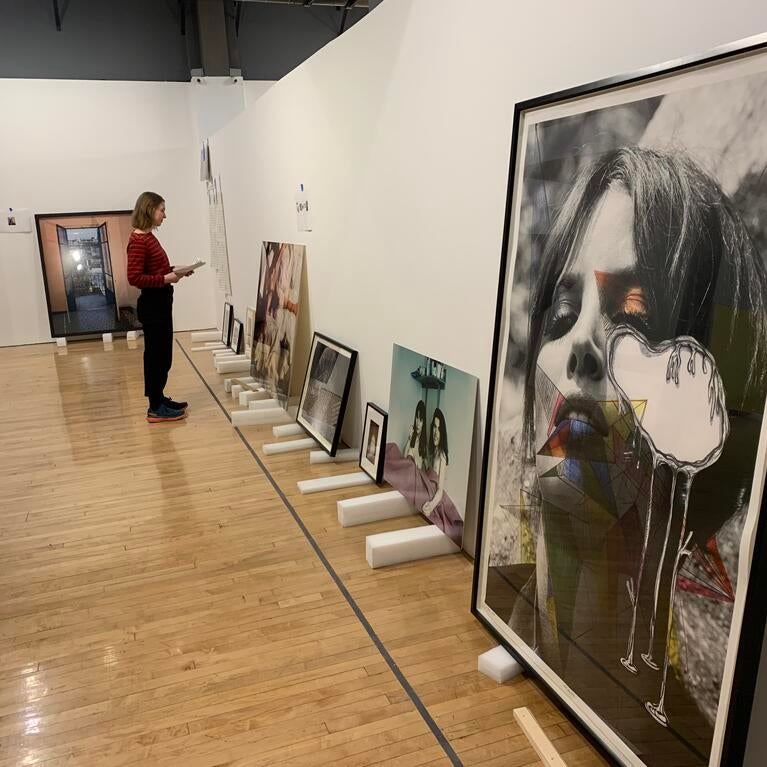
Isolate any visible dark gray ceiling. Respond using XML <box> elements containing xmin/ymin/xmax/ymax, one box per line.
<box><xmin>0</xmin><ymin>0</ymin><xmax>371</xmax><ymax>82</ymax></box>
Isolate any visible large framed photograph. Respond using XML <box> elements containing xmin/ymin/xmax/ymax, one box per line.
<box><xmin>250</xmin><ymin>242</ymin><xmax>305</xmax><ymax>407</ymax></box>
<box><xmin>230</xmin><ymin>319</ymin><xmax>243</xmax><ymax>355</ymax></box>
<box><xmin>221</xmin><ymin>301</ymin><xmax>233</xmax><ymax>346</ymax></box>
<box><xmin>35</xmin><ymin>210</ymin><xmax>140</xmax><ymax>338</ymax></box>
<box><xmin>472</xmin><ymin>36</ymin><xmax>767</xmax><ymax>767</ymax></box>
<box><xmin>384</xmin><ymin>344</ymin><xmax>478</xmax><ymax>547</ymax></box>
<box><xmin>297</xmin><ymin>333</ymin><xmax>357</xmax><ymax>456</ymax></box>
<box><xmin>360</xmin><ymin>403</ymin><xmax>388</xmax><ymax>484</ymax></box>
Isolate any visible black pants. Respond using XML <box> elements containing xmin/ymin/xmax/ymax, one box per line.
<box><xmin>137</xmin><ymin>286</ymin><xmax>174</xmax><ymax>411</ymax></box>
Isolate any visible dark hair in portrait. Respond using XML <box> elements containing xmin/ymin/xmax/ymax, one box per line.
<box><xmin>264</xmin><ymin>242</ymin><xmax>281</xmax><ymax>317</ymax></box>
<box><xmin>410</xmin><ymin>399</ymin><xmax>427</xmax><ymax>458</ymax></box>
<box><xmin>429</xmin><ymin>407</ymin><xmax>449</xmax><ymax>467</ymax></box>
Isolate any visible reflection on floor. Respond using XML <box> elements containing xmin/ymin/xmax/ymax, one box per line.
<box><xmin>75</xmin><ymin>294</ymin><xmax>109</xmax><ymax>310</ymax></box>
<box><xmin>51</xmin><ymin>304</ymin><xmax>140</xmax><ymax>336</ymax></box>
<box><xmin>0</xmin><ymin>335</ymin><xmax>609</xmax><ymax>767</ymax></box>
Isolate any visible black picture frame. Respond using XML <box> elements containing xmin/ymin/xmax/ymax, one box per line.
<box><xmin>34</xmin><ymin>210</ymin><xmax>136</xmax><ymax>339</ymax></box>
<box><xmin>359</xmin><ymin>402</ymin><xmax>388</xmax><ymax>485</ymax></box>
<box><xmin>230</xmin><ymin>319</ymin><xmax>243</xmax><ymax>354</ymax></box>
<box><xmin>296</xmin><ymin>332</ymin><xmax>357</xmax><ymax>457</ymax></box>
<box><xmin>471</xmin><ymin>34</ymin><xmax>767</xmax><ymax>767</ymax></box>
<box><xmin>221</xmin><ymin>301</ymin><xmax>234</xmax><ymax>346</ymax></box>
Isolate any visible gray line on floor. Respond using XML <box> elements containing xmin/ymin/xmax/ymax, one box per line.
<box><xmin>176</xmin><ymin>338</ymin><xmax>464</xmax><ymax>767</ymax></box>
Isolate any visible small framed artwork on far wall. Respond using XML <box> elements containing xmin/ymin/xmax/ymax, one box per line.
<box><xmin>221</xmin><ymin>301</ymin><xmax>233</xmax><ymax>346</ymax></box>
<box><xmin>230</xmin><ymin>319</ymin><xmax>243</xmax><ymax>355</ymax></box>
<box><xmin>359</xmin><ymin>403</ymin><xmax>387</xmax><ymax>484</ymax></box>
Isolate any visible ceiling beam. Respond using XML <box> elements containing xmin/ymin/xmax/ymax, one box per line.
<box><xmin>52</xmin><ymin>0</ymin><xmax>62</xmax><ymax>31</ymax></box>
<box><xmin>337</xmin><ymin>0</ymin><xmax>356</xmax><ymax>35</ymax></box>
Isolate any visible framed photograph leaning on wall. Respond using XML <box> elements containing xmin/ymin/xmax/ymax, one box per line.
<box><xmin>230</xmin><ymin>319</ymin><xmax>243</xmax><ymax>355</ymax></box>
<box><xmin>35</xmin><ymin>210</ymin><xmax>139</xmax><ymax>338</ymax></box>
<box><xmin>360</xmin><ymin>403</ymin><xmax>388</xmax><ymax>484</ymax></box>
<box><xmin>296</xmin><ymin>333</ymin><xmax>357</xmax><ymax>456</ymax></box>
<box><xmin>221</xmin><ymin>301</ymin><xmax>233</xmax><ymax>346</ymax></box>
<box><xmin>472</xmin><ymin>34</ymin><xmax>767</xmax><ymax>767</ymax></box>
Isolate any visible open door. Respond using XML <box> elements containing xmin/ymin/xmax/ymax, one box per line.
<box><xmin>57</xmin><ymin>224</ymin><xmax>77</xmax><ymax>314</ymax></box>
<box><xmin>97</xmin><ymin>223</ymin><xmax>119</xmax><ymax>322</ymax></box>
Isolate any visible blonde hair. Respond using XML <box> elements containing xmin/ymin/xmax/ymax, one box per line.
<box><xmin>131</xmin><ymin>191</ymin><xmax>165</xmax><ymax>231</ymax></box>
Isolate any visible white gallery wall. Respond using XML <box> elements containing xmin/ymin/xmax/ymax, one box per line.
<box><xmin>207</xmin><ymin>0</ymin><xmax>767</xmax><ymax>553</ymax></box>
<box><xmin>0</xmin><ymin>79</ymin><xmax>217</xmax><ymax>346</ymax></box>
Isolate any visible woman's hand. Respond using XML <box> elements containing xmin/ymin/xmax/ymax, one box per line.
<box><xmin>164</xmin><ymin>271</ymin><xmax>181</xmax><ymax>284</ymax></box>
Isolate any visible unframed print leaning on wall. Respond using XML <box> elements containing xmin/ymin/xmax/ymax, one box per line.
<box><xmin>250</xmin><ymin>241</ymin><xmax>305</xmax><ymax>408</ymax></box>
<box><xmin>472</xmin><ymin>35</ymin><xmax>767</xmax><ymax>767</ymax></box>
<box><xmin>384</xmin><ymin>344</ymin><xmax>478</xmax><ymax>547</ymax></box>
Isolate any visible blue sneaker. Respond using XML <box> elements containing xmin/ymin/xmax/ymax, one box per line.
<box><xmin>163</xmin><ymin>396</ymin><xmax>188</xmax><ymax>410</ymax></box>
<box><xmin>147</xmin><ymin>403</ymin><xmax>187</xmax><ymax>423</ymax></box>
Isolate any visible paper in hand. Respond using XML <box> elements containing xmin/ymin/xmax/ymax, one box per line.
<box><xmin>175</xmin><ymin>260</ymin><xmax>206</xmax><ymax>275</ymax></box>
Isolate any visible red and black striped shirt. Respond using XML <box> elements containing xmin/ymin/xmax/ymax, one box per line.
<box><xmin>126</xmin><ymin>232</ymin><xmax>171</xmax><ymax>289</ymax></box>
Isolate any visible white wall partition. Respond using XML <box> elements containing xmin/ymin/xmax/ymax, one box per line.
<box><xmin>0</xmin><ymin>79</ymin><xmax>217</xmax><ymax>346</ymax></box>
<box><xmin>207</xmin><ymin>0</ymin><xmax>767</xmax><ymax>551</ymax></box>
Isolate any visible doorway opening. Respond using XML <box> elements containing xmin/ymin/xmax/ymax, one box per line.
<box><xmin>54</xmin><ymin>223</ymin><xmax>119</xmax><ymax>335</ymax></box>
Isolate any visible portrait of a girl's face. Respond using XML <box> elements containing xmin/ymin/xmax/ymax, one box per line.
<box><xmin>533</xmin><ymin>188</ymin><xmax>640</xmax><ymax>517</ymax></box>
<box><xmin>476</xmin><ymin>47</ymin><xmax>767</xmax><ymax>767</ymax></box>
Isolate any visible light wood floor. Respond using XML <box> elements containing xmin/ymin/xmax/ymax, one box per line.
<box><xmin>0</xmin><ymin>334</ymin><xmax>608</xmax><ymax>767</ymax></box>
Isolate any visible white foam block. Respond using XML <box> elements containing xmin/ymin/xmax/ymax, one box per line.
<box><xmin>478</xmin><ymin>645</ymin><xmax>524</xmax><ymax>684</ymax></box>
<box><xmin>366</xmin><ymin>525</ymin><xmax>459</xmax><ymax>569</ymax></box>
<box><xmin>212</xmin><ymin>348</ymin><xmax>236</xmax><ymax>357</ymax></box>
<box><xmin>204</xmin><ymin>341</ymin><xmax>226</xmax><ymax>348</ymax></box>
<box><xmin>102</xmin><ymin>333</ymin><xmax>113</xmax><ymax>343</ymax></box>
<box><xmin>230</xmin><ymin>385</ymin><xmax>243</xmax><ymax>399</ymax></box>
<box><xmin>310</xmin><ymin>448</ymin><xmax>359</xmax><ymax>464</ymax></box>
<box><xmin>273</xmin><ymin>423</ymin><xmax>305</xmax><ymax>438</ymax></box>
<box><xmin>297</xmin><ymin>471</ymin><xmax>374</xmax><ymax>495</ymax></box>
<box><xmin>248</xmin><ymin>398</ymin><xmax>279</xmax><ymax>411</ymax></box>
<box><xmin>239</xmin><ymin>389</ymin><xmax>269</xmax><ymax>406</ymax></box>
<box><xmin>191</xmin><ymin>330</ymin><xmax>220</xmax><ymax>343</ymax></box>
<box><xmin>216</xmin><ymin>358</ymin><xmax>250</xmax><ymax>373</ymax></box>
<box><xmin>263</xmin><ymin>438</ymin><xmax>317</xmax><ymax>455</ymax></box>
<box><xmin>126</xmin><ymin>330</ymin><xmax>138</xmax><ymax>341</ymax></box>
<box><xmin>56</xmin><ymin>338</ymin><xmax>67</xmax><ymax>347</ymax></box>
<box><xmin>337</xmin><ymin>490</ymin><xmax>416</xmax><ymax>527</ymax></box>
<box><xmin>191</xmin><ymin>345</ymin><xmax>226</xmax><ymax>353</ymax></box>
<box><xmin>231</xmin><ymin>408</ymin><xmax>291</xmax><ymax>427</ymax></box>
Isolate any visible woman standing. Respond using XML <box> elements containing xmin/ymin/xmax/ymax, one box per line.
<box><xmin>127</xmin><ymin>191</ymin><xmax>191</xmax><ymax>423</ymax></box>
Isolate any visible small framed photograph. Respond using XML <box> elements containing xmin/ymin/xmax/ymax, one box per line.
<box><xmin>221</xmin><ymin>301</ymin><xmax>233</xmax><ymax>345</ymax></box>
<box><xmin>244</xmin><ymin>305</ymin><xmax>257</xmax><ymax>355</ymax></box>
<box><xmin>296</xmin><ymin>332</ymin><xmax>357</xmax><ymax>456</ymax></box>
<box><xmin>230</xmin><ymin>319</ymin><xmax>243</xmax><ymax>354</ymax></box>
<box><xmin>359</xmin><ymin>403</ymin><xmax>387</xmax><ymax>484</ymax></box>
<box><xmin>1</xmin><ymin>208</ymin><xmax>32</xmax><ymax>233</ymax></box>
